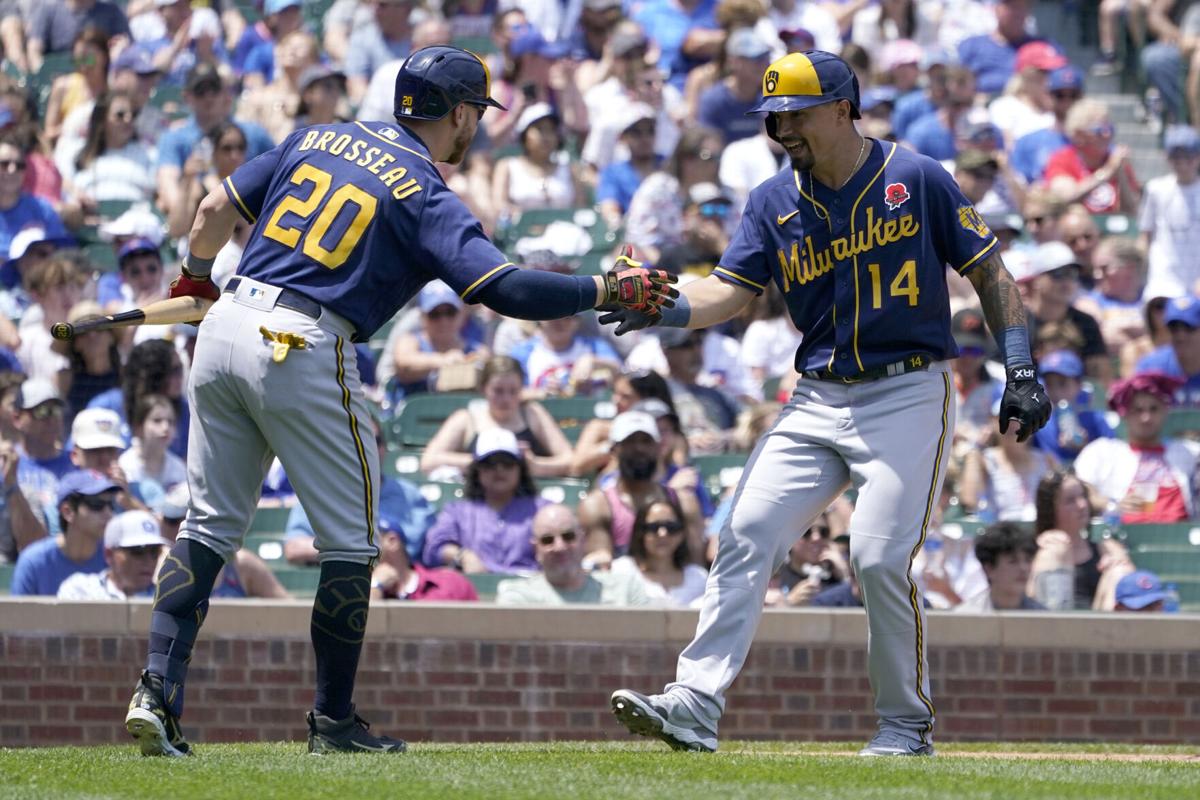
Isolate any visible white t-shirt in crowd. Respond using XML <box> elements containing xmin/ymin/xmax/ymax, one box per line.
<box><xmin>57</xmin><ymin>569</ymin><xmax>126</xmax><ymax>600</ymax></box>
<box><xmin>740</xmin><ymin>317</ymin><xmax>804</xmax><ymax>392</ymax></box>
<box><xmin>719</xmin><ymin>133</ymin><xmax>786</xmax><ymax>209</ymax></box>
<box><xmin>1138</xmin><ymin>173</ymin><xmax>1200</xmax><ymax>299</ymax></box>
<box><xmin>611</xmin><ymin>556</ymin><xmax>708</xmax><ymax>608</ymax></box>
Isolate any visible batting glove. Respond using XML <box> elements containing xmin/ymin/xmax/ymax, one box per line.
<box><xmin>597</xmin><ymin>307</ymin><xmax>660</xmax><ymax>336</ymax></box>
<box><xmin>999</xmin><ymin>365</ymin><xmax>1052</xmax><ymax>443</ymax></box>
<box><xmin>168</xmin><ymin>265</ymin><xmax>220</xmax><ymax>303</ymax></box>
<box><xmin>598</xmin><ymin>245</ymin><xmax>678</xmax><ymax>314</ymax></box>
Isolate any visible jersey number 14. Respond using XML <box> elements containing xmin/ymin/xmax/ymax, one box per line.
<box><xmin>867</xmin><ymin>260</ymin><xmax>919</xmax><ymax>309</ymax></box>
<box><xmin>263</xmin><ymin>164</ymin><xmax>378</xmax><ymax>270</ymax></box>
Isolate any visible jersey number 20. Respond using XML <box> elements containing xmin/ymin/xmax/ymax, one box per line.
<box><xmin>867</xmin><ymin>260</ymin><xmax>919</xmax><ymax>309</ymax></box>
<box><xmin>262</xmin><ymin>164</ymin><xmax>378</xmax><ymax>270</ymax></box>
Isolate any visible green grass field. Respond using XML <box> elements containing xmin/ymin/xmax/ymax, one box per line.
<box><xmin>1</xmin><ymin>742</ymin><xmax>1197</xmax><ymax>800</ymax></box>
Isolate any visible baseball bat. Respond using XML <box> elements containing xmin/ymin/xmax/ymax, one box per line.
<box><xmin>50</xmin><ymin>296</ymin><xmax>215</xmax><ymax>341</ymax></box>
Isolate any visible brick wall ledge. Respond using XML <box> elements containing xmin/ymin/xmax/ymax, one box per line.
<box><xmin>1</xmin><ymin>598</ymin><xmax>1194</xmax><ymax>651</ymax></box>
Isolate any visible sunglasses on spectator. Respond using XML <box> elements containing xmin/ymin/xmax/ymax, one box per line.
<box><xmin>1084</xmin><ymin>123</ymin><xmax>1114</xmax><ymax>137</ymax></box>
<box><xmin>626</xmin><ymin>124</ymin><xmax>656</xmax><ymax>137</ymax></box>
<box><xmin>75</xmin><ymin>494</ymin><xmax>116</xmax><ymax>511</ymax></box>
<box><xmin>646</xmin><ymin>520</ymin><xmax>684</xmax><ymax>537</ymax></box>
<box><xmin>804</xmin><ymin>526</ymin><xmax>831</xmax><ymax>539</ymax></box>
<box><xmin>29</xmin><ymin>403</ymin><xmax>64</xmax><ymax>420</ymax></box>
<box><xmin>698</xmin><ymin>202</ymin><xmax>730</xmax><ymax>219</ymax></box>
<box><xmin>218</xmin><ymin>141</ymin><xmax>247</xmax><ymax>153</ymax></box>
<box><xmin>0</xmin><ymin>159</ymin><xmax>26</xmax><ymax>173</ymax></box>
<box><xmin>686</xmin><ymin>149</ymin><xmax>716</xmax><ymax>162</ymax></box>
<box><xmin>121</xmin><ymin>545</ymin><xmax>163</xmax><ymax>558</ymax></box>
<box><xmin>1047</xmin><ymin>265</ymin><xmax>1080</xmax><ymax>282</ymax></box>
<box><xmin>1167</xmin><ymin>321</ymin><xmax>1198</xmax><ymax>333</ymax></box>
<box><xmin>1025</xmin><ymin>215</ymin><xmax>1048</xmax><ymax>225</ymax></box>
<box><xmin>537</xmin><ymin>529</ymin><xmax>578</xmax><ymax>546</ymax></box>
<box><xmin>1051</xmin><ymin>90</ymin><xmax>1081</xmax><ymax>101</ymax></box>
<box><xmin>426</xmin><ymin>306</ymin><xmax>458</xmax><ymax>319</ymax></box>
<box><xmin>967</xmin><ymin>168</ymin><xmax>997</xmax><ymax>181</ymax></box>
<box><xmin>479</xmin><ymin>456</ymin><xmax>518</xmax><ymax>470</ymax></box>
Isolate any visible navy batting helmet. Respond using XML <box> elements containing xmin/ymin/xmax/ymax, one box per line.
<box><xmin>747</xmin><ymin>50</ymin><xmax>860</xmax><ymax>143</ymax></box>
<box><xmin>393</xmin><ymin>45</ymin><xmax>506</xmax><ymax>122</ymax></box>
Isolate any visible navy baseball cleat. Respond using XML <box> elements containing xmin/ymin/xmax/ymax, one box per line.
<box><xmin>125</xmin><ymin>670</ymin><xmax>191</xmax><ymax>757</ymax></box>
<box><xmin>610</xmin><ymin>689</ymin><xmax>717</xmax><ymax>753</ymax></box>
<box><xmin>307</xmin><ymin>707</ymin><xmax>407</xmax><ymax>754</ymax></box>
<box><xmin>858</xmin><ymin>731</ymin><xmax>936</xmax><ymax>757</ymax></box>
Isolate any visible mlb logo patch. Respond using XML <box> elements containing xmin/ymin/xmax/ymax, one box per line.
<box><xmin>884</xmin><ymin>182</ymin><xmax>910</xmax><ymax>211</ymax></box>
<box><xmin>381</xmin><ymin>128</ymin><xmax>399</xmax><ymax>139</ymax></box>
<box><xmin>249</xmin><ymin>287</ymin><xmax>264</xmax><ymax>299</ymax></box>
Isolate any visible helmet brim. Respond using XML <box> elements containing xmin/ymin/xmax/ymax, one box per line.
<box><xmin>746</xmin><ymin>94</ymin><xmax>841</xmax><ymax>116</ymax></box>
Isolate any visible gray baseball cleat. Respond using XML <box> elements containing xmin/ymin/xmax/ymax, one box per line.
<box><xmin>307</xmin><ymin>707</ymin><xmax>407</xmax><ymax>754</ymax></box>
<box><xmin>858</xmin><ymin>730</ymin><xmax>936</xmax><ymax>757</ymax></box>
<box><xmin>610</xmin><ymin>689</ymin><xmax>717</xmax><ymax>753</ymax></box>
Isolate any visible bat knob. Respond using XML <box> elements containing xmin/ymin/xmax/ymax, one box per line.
<box><xmin>50</xmin><ymin>322</ymin><xmax>73</xmax><ymax>340</ymax></box>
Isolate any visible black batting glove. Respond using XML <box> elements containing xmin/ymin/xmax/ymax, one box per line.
<box><xmin>597</xmin><ymin>307</ymin><xmax>660</xmax><ymax>336</ymax></box>
<box><xmin>999</xmin><ymin>365</ymin><xmax>1052</xmax><ymax>443</ymax></box>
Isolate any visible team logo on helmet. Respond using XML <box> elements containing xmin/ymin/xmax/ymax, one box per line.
<box><xmin>883</xmin><ymin>182</ymin><xmax>910</xmax><ymax>211</ymax></box>
<box><xmin>764</xmin><ymin>70</ymin><xmax>779</xmax><ymax>94</ymax></box>
<box><xmin>958</xmin><ymin>206</ymin><xmax>992</xmax><ymax>239</ymax></box>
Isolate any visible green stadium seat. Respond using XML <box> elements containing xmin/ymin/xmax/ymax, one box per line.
<box><xmin>418</xmin><ymin>481</ymin><xmax>466</xmax><ymax>510</ymax></box>
<box><xmin>382</xmin><ymin>448</ymin><xmax>425</xmax><ymax>477</ymax></box>
<box><xmin>270</xmin><ymin>565</ymin><xmax>320</xmax><ymax>596</ymax></box>
<box><xmin>95</xmin><ymin>199</ymin><xmax>136</xmax><ymax>223</ymax></box>
<box><xmin>692</xmin><ymin>454</ymin><xmax>749</xmax><ymax>500</ymax></box>
<box><xmin>250</xmin><ymin>505</ymin><xmax>293</xmax><ymax>535</ymax></box>
<box><xmin>148</xmin><ymin>83</ymin><xmax>186</xmax><ymax>120</ymax></box>
<box><xmin>1115</xmin><ymin>408</ymin><xmax>1200</xmax><ymax>441</ymax></box>
<box><xmin>1092</xmin><ymin>213</ymin><xmax>1136</xmax><ymax>237</ymax></box>
<box><xmin>535</xmin><ymin>478</ymin><xmax>591</xmax><ymax>507</ymax></box>
<box><xmin>0</xmin><ymin>562</ymin><xmax>13</xmax><ymax>594</ymax></box>
<box><xmin>466</xmin><ymin>572</ymin><xmax>513</xmax><ymax>601</ymax></box>
<box><xmin>386</xmin><ymin>392</ymin><xmax>475</xmax><ymax>448</ymax></box>
<box><xmin>451</xmin><ymin>35</ymin><xmax>497</xmax><ymax>57</ymax></box>
<box><xmin>1120</xmin><ymin>523</ymin><xmax>1200</xmax><ymax>550</ymax></box>
<box><xmin>244</xmin><ymin>531</ymin><xmax>288</xmax><ymax>562</ymax></box>
<box><xmin>83</xmin><ymin>240</ymin><xmax>118</xmax><ymax>273</ymax></box>
<box><xmin>541</xmin><ymin>395</ymin><xmax>616</xmax><ymax>443</ymax></box>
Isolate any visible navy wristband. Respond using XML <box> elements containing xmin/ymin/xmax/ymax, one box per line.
<box><xmin>658</xmin><ymin>294</ymin><xmax>691</xmax><ymax>328</ymax></box>
<box><xmin>1000</xmin><ymin>325</ymin><xmax>1032</xmax><ymax>370</ymax></box>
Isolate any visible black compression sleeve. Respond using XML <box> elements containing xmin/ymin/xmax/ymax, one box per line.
<box><xmin>472</xmin><ymin>269</ymin><xmax>596</xmax><ymax>320</ymax></box>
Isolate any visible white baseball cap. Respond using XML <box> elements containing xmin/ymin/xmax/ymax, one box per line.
<box><xmin>161</xmin><ymin>482</ymin><xmax>190</xmax><ymax>520</ymax></box>
<box><xmin>71</xmin><ymin>408</ymin><xmax>125</xmax><ymax>450</ymax></box>
<box><xmin>608</xmin><ymin>410</ymin><xmax>660</xmax><ymax>445</ymax></box>
<box><xmin>418</xmin><ymin>280</ymin><xmax>464</xmax><ymax>314</ymax></box>
<box><xmin>104</xmin><ymin>510</ymin><xmax>171</xmax><ymax>549</ymax></box>
<box><xmin>18</xmin><ymin>378</ymin><xmax>62</xmax><ymax>411</ymax></box>
<box><xmin>474</xmin><ymin>427</ymin><xmax>522</xmax><ymax>461</ymax></box>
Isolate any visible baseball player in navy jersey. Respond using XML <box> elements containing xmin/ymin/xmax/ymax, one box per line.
<box><xmin>123</xmin><ymin>45</ymin><xmax>676</xmax><ymax>757</ymax></box>
<box><xmin>606</xmin><ymin>51</ymin><xmax>1051</xmax><ymax>756</ymax></box>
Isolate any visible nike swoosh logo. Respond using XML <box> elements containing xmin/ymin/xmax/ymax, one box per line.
<box><xmin>777</xmin><ymin>210</ymin><xmax>799</xmax><ymax>225</ymax></box>
<box><xmin>350</xmin><ymin>740</ymin><xmax>393</xmax><ymax>752</ymax></box>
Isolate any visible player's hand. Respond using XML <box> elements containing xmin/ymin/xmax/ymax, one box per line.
<box><xmin>598</xmin><ymin>245</ymin><xmax>678</xmax><ymax>314</ymax></box>
<box><xmin>597</xmin><ymin>306</ymin><xmax>660</xmax><ymax>336</ymax></box>
<box><xmin>168</xmin><ymin>265</ymin><xmax>220</xmax><ymax>303</ymax></box>
<box><xmin>998</xmin><ymin>365</ymin><xmax>1051</xmax><ymax>443</ymax></box>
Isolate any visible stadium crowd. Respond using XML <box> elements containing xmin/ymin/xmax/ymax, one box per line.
<box><xmin>0</xmin><ymin>0</ymin><xmax>1194</xmax><ymax>616</ymax></box>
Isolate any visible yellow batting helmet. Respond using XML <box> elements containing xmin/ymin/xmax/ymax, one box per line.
<box><xmin>748</xmin><ymin>50</ymin><xmax>861</xmax><ymax>120</ymax></box>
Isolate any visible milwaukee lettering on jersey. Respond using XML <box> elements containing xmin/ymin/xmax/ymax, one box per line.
<box><xmin>776</xmin><ymin>208</ymin><xmax>920</xmax><ymax>293</ymax></box>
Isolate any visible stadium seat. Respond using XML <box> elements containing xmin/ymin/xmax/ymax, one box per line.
<box><xmin>541</xmin><ymin>395</ymin><xmax>616</xmax><ymax>443</ymax></box>
<box><xmin>1114</xmin><ymin>408</ymin><xmax>1200</xmax><ymax>441</ymax></box>
<box><xmin>0</xmin><ymin>562</ymin><xmax>13</xmax><ymax>595</ymax></box>
<box><xmin>536</xmin><ymin>478</ymin><xmax>591</xmax><ymax>507</ymax></box>
<box><xmin>270</xmin><ymin>565</ymin><xmax>321</xmax><ymax>596</ymax></box>
<box><xmin>418</xmin><ymin>481</ymin><xmax>466</xmax><ymax>510</ymax></box>
<box><xmin>1119</xmin><ymin>522</ymin><xmax>1200</xmax><ymax>550</ymax></box>
<box><xmin>250</xmin><ymin>506</ymin><xmax>293</xmax><ymax>535</ymax></box>
<box><xmin>692</xmin><ymin>454</ymin><xmax>749</xmax><ymax>501</ymax></box>
<box><xmin>243</xmin><ymin>531</ymin><xmax>288</xmax><ymax>562</ymax></box>
<box><xmin>386</xmin><ymin>392</ymin><xmax>475</xmax><ymax>448</ymax></box>
<box><xmin>466</xmin><ymin>572</ymin><xmax>513</xmax><ymax>601</ymax></box>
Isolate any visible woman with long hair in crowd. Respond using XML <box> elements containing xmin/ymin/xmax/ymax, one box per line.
<box><xmin>168</xmin><ymin>120</ymin><xmax>249</xmax><ymax>242</ymax></box>
<box><xmin>51</xmin><ymin>299</ymin><xmax>120</xmax><ymax>423</ymax></box>
<box><xmin>87</xmin><ymin>339</ymin><xmax>189</xmax><ymax>457</ymax></box>
<box><xmin>490</xmin><ymin>103</ymin><xmax>586</xmax><ymax>222</ymax></box>
<box><xmin>612</xmin><ymin>495</ymin><xmax>707</xmax><ymax>607</ymax></box>
<box><xmin>44</xmin><ymin>27</ymin><xmax>110</xmax><ymax>146</ymax></box>
<box><xmin>62</xmin><ymin>90</ymin><xmax>154</xmax><ymax>203</ymax></box>
<box><xmin>959</xmin><ymin>406</ymin><xmax>1059</xmax><ymax>522</ymax></box>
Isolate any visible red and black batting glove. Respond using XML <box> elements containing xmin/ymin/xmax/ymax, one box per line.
<box><xmin>168</xmin><ymin>265</ymin><xmax>220</xmax><ymax>303</ymax></box>
<box><xmin>598</xmin><ymin>245</ymin><xmax>678</xmax><ymax>314</ymax></box>
<box><xmin>999</xmin><ymin>365</ymin><xmax>1052</xmax><ymax>443</ymax></box>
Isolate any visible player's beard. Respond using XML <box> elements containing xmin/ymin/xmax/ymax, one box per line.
<box><xmin>788</xmin><ymin>142</ymin><xmax>815</xmax><ymax>172</ymax></box>
<box><xmin>447</xmin><ymin>119</ymin><xmax>474</xmax><ymax>165</ymax></box>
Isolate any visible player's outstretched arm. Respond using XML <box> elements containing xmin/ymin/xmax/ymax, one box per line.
<box><xmin>966</xmin><ymin>250</ymin><xmax>1052</xmax><ymax>442</ymax></box>
<box><xmin>598</xmin><ymin>274</ymin><xmax>755</xmax><ymax>335</ymax></box>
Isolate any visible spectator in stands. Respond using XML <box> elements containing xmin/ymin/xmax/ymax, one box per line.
<box><xmin>0</xmin><ymin>227</ymin><xmax>67</xmax><ymax>323</ymax></box>
<box><xmin>88</xmin><ymin>338</ymin><xmax>190</xmax><ymax>458</ymax></box>
<box><xmin>43</xmin><ymin>26</ymin><xmax>110</xmax><ymax>147</ymax></box>
<box><xmin>950</xmin><ymin>307</ymin><xmax>999</xmax><ymax>454</ymax></box>
<box><xmin>423</xmin><ymin>428</ymin><xmax>546</xmax><ymax>574</ymax></box>
<box><xmin>563</xmin><ymin>0</ymin><xmax>625</xmax><ymax>92</ymax></box>
<box><xmin>68</xmin><ymin>408</ymin><xmax>139</xmax><ymax>513</ymax></box>
<box><xmin>955</xmin><ymin>521</ymin><xmax>1045</xmax><ymax>611</ymax></box>
<box><xmin>422</xmin><ymin>356</ymin><xmax>573</xmax><ymax>479</ymax></box>
<box><xmin>239</xmin><ymin>0</ymin><xmax>307</xmax><ymax>90</ymax></box>
<box><xmin>0</xmin><ymin>132</ymin><xmax>71</xmax><ymax>270</ymax></box>
<box><xmin>581</xmin><ymin>22</ymin><xmax>680</xmax><ymax>175</ymax></box>
<box><xmin>369</xmin><ymin>514</ymin><xmax>479</xmax><ymax>601</ymax></box>
<box><xmin>497</xmin><ymin>502</ymin><xmax>650</xmax><ymax>605</ymax></box>
<box><xmin>1075</xmin><ymin>371</ymin><xmax>1200</xmax><ymax>524</ymax></box>
<box><xmin>959</xmin><ymin>393</ymin><xmax>1059</xmax><ymax>522</ymax></box>
<box><xmin>989</xmin><ymin>43</ymin><xmax>1065</xmax><ymax>143</ymax></box>
<box><xmin>141</xmin><ymin>0</ymin><xmax>226</xmax><ymax>86</ymax></box>
<box><xmin>155</xmin><ymin>63</ymin><xmax>274</xmax><ymax>223</ymax></box>
<box><xmin>56</xmin><ymin>508</ymin><xmax>168</xmax><ymax>599</ymax></box>
<box><xmin>632</xmin><ymin>0</ymin><xmax>720</xmax><ymax>93</ymax></box>
<box><xmin>904</xmin><ymin>65</ymin><xmax>977</xmax><ymax>161</ymax></box>
<box><xmin>0</xmin><ymin>374</ymin><xmax>54</xmax><ymax>562</ymax></box>
<box><xmin>849</xmin><ymin>0</ymin><xmax>938</xmax><ymax>51</ymax></box>
<box><xmin>1077</xmin><ymin>237</ymin><xmax>1148</xmax><ymax>363</ymax></box>
<box><xmin>579</xmin><ymin>410</ymin><xmax>705</xmax><ymax>568</ymax></box>
<box><xmin>1010</xmin><ymin>65</ymin><xmax>1083</xmax><ymax>185</ymax></box>
<box><xmin>679</xmin><ymin>0</ymin><xmax>767</xmax><ymax>117</ymax></box>
<box><xmin>60</xmin><ymin>90</ymin><xmax>155</xmax><ymax>205</ymax></box>
<box><xmin>1114</xmin><ymin>570</ymin><xmax>1173</xmax><ymax>612</ymax></box>
<box><xmin>100</xmin><ymin>237</ymin><xmax>164</xmax><ymax>316</ymax></box>
<box><xmin>765</xmin><ymin>514</ymin><xmax>848</xmax><ymax>607</ymax></box>
<box><xmin>168</xmin><ymin>119</ymin><xmax>250</xmax><ymax>240</ymax></box>
<box><xmin>572</xmin><ymin>368</ymin><xmax>676</xmax><ymax>477</ymax></box>
<box><xmin>285</xmin><ymin>420</ymin><xmax>433</xmax><ymax>567</ymax></box>
<box><xmin>9</xmin><ymin>468</ymin><xmax>115</xmax><ymax>595</ymax></box>
<box><xmin>107</xmin><ymin>45</ymin><xmax>167</xmax><ymax>151</ymax></box>
<box><xmin>15</xmin><ymin>254</ymin><xmax>83</xmax><ymax>385</ymax></box>
<box><xmin>488</xmin><ymin>23</ymin><xmax>588</xmax><ymax>148</ymax></box>
<box><xmin>1139</xmin><ymin>125</ymin><xmax>1200</xmax><ymax>300</ymax></box>
<box><xmin>1022</xmin><ymin>240</ymin><xmax>1110</xmax><ymax>380</ymax></box>
<box><xmin>718</xmin><ymin>124</ymin><xmax>787</xmax><ymax>209</ymax></box>
<box><xmin>953</xmin><ymin>149</ymin><xmax>1005</xmax><ymax>212</ymax></box>
<box><xmin>1044</xmin><ymin>99</ymin><xmax>1142</xmax><ymax>215</ymax></box>
<box><xmin>50</xmin><ymin>299</ymin><xmax>120</xmax><ymax>422</ymax></box>
<box><xmin>1056</xmin><ymin>205</ymin><xmax>1102</xmax><ymax>286</ymax></box>
<box><xmin>292</xmin><ymin>64</ymin><xmax>351</xmax><ymax>132</ymax></box>
<box><xmin>509</xmin><ymin>312</ymin><xmax>622</xmax><ymax>397</ymax></box>
<box><xmin>890</xmin><ymin>45</ymin><xmax>951</xmax><ymax>142</ymax></box>
<box><xmin>1029</xmin><ymin>468</ymin><xmax>1133</xmax><ymax>610</ymax></box>
<box><xmin>696</xmin><ymin>28</ymin><xmax>772</xmax><ymax>144</ymax></box>
<box><xmin>237</xmin><ymin>30</ymin><xmax>321</xmax><ymax>143</ymax></box>
<box><xmin>1094</xmin><ymin>0</ymin><xmax>1150</xmax><ymax>77</ymax></box>
<box><xmin>596</xmin><ymin>103</ymin><xmax>663</xmax><ymax>229</ymax></box>
<box><xmin>16</xmin><ymin>378</ymin><xmax>71</xmax><ymax>477</ymax></box>
<box><xmin>764</xmin><ymin>2</ymin><xmax>840</xmax><ymax>53</ymax></box>
<box><xmin>1032</xmin><ymin>350</ymin><xmax>1114</xmax><ymax>463</ymax></box>
<box><xmin>1121</xmin><ymin>295</ymin><xmax>1171</xmax><ymax>378</ymax></box>
<box><xmin>612</xmin><ymin>494</ymin><xmax>707</xmax><ymax>607</ymax></box>
<box><xmin>389</xmin><ymin>280</ymin><xmax>488</xmax><ymax>402</ymax></box>
<box><xmin>1136</xmin><ymin>295</ymin><xmax>1200</xmax><ymax>405</ymax></box>
<box><xmin>626</xmin><ymin>127</ymin><xmax>724</xmax><ymax>264</ymax></box>
<box><xmin>1020</xmin><ymin>188</ymin><xmax>1065</xmax><ymax>246</ymax></box>
<box><xmin>739</xmin><ymin>284</ymin><xmax>804</xmax><ymax>403</ymax></box>
<box><xmin>156</xmin><ymin>482</ymin><xmax>289</xmax><ymax>598</ymax></box>
<box><xmin>118</xmin><ymin>393</ymin><xmax>185</xmax><ymax>513</ymax></box>
<box><xmin>1139</xmin><ymin>0</ymin><xmax>1200</xmax><ymax>130</ymax></box>
<box><xmin>345</xmin><ymin>0</ymin><xmax>414</xmax><ymax>105</ymax></box>
<box><xmin>651</xmin><ymin>183</ymin><xmax>734</xmax><ymax>279</ymax></box>
<box><xmin>955</xmin><ymin>0</ymin><xmax>1044</xmax><ymax>96</ymax></box>
<box><xmin>490</xmin><ymin>103</ymin><xmax>585</xmax><ymax>222</ymax></box>
<box><xmin>27</xmin><ymin>0</ymin><xmax>129</xmax><ymax>73</ymax></box>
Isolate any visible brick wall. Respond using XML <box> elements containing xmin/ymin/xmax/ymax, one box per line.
<box><xmin>1</xmin><ymin>600</ymin><xmax>1197</xmax><ymax>747</ymax></box>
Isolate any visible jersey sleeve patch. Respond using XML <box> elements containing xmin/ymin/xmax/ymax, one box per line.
<box><xmin>957</xmin><ymin>205</ymin><xmax>992</xmax><ymax>239</ymax></box>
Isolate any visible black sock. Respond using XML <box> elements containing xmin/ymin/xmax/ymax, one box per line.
<box><xmin>310</xmin><ymin>560</ymin><xmax>371</xmax><ymax>721</ymax></box>
<box><xmin>146</xmin><ymin>539</ymin><xmax>224</xmax><ymax>718</ymax></box>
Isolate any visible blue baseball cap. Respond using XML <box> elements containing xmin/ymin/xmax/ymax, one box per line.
<box><xmin>748</xmin><ymin>50</ymin><xmax>861</xmax><ymax>120</ymax></box>
<box><xmin>508</xmin><ymin>25</ymin><xmax>569</xmax><ymax>60</ymax></box>
<box><xmin>264</xmin><ymin>0</ymin><xmax>302</xmax><ymax>15</ymax></box>
<box><xmin>113</xmin><ymin>45</ymin><xmax>160</xmax><ymax>76</ymax></box>
<box><xmin>56</xmin><ymin>469</ymin><xmax>120</xmax><ymax>506</ymax></box>
<box><xmin>1115</xmin><ymin>570</ymin><xmax>1169</xmax><ymax>610</ymax></box>
<box><xmin>1165</xmin><ymin>295</ymin><xmax>1200</xmax><ymax>328</ymax></box>
<box><xmin>1164</xmin><ymin>125</ymin><xmax>1200</xmax><ymax>155</ymax></box>
<box><xmin>1039</xmin><ymin>349</ymin><xmax>1083</xmax><ymax>379</ymax></box>
<box><xmin>1047</xmin><ymin>65</ymin><xmax>1083</xmax><ymax>93</ymax></box>
<box><xmin>118</xmin><ymin>237</ymin><xmax>160</xmax><ymax>264</ymax></box>
<box><xmin>860</xmin><ymin>85</ymin><xmax>898</xmax><ymax>113</ymax></box>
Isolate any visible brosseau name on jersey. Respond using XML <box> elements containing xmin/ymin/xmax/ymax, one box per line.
<box><xmin>295</xmin><ymin>128</ymin><xmax>424</xmax><ymax>201</ymax></box>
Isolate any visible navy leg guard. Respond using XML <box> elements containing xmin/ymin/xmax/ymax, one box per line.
<box><xmin>311</xmin><ymin>560</ymin><xmax>371</xmax><ymax>720</ymax></box>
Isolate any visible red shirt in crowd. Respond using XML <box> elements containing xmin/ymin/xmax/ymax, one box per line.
<box><xmin>1042</xmin><ymin>145</ymin><xmax>1140</xmax><ymax>213</ymax></box>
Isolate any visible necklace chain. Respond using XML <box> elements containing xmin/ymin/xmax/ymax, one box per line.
<box><xmin>839</xmin><ymin>137</ymin><xmax>869</xmax><ymax>191</ymax></box>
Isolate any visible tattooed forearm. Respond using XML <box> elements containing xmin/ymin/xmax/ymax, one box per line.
<box><xmin>966</xmin><ymin>249</ymin><xmax>1027</xmax><ymax>341</ymax></box>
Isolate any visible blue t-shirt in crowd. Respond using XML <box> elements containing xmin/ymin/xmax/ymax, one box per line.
<box><xmin>231</xmin><ymin>23</ymin><xmax>271</xmax><ymax>74</ymax></box>
<box><xmin>344</xmin><ymin>27</ymin><xmax>410</xmax><ymax>80</ymax></box>
<box><xmin>811</xmin><ymin>581</ymin><xmax>862</xmax><ymax>607</ymax></box>
<box><xmin>891</xmin><ymin>91</ymin><xmax>935</xmax><ymax>141</ymax></box>
<box><xmin>1136</xmin><ymin>345</ymin><xmax>1200</xmax><ymax>407</ymax></box>
<box><xmin>957</xmin><ymin>34</ymin><xmax>1050</xmax><ymax>96</ymax></box>
<box><xmin>156</xmin><ymin>116</ymin><xmax>276</xmax><ymax>171</ymax></box>
<box><xmin>0</xmin><ymin>195</ymin><xmax>68</xmax><ymax>265</ymax></box>
<box><xmin>1010</xmin><ymin>127</ymin><xmax>1068</xmax><ymax>183</ymax></box>
<box><xmin>596</xmin><ymin>158</ymin><xmax>661</xmax><ymax>213</ymax></box>
<box><xmin>697</xmin><ymin>83</ymin><xmax>763</xmax><ymax>143</ymax></box>
<box><xmin>242</xmin><ymin>41</ymin><xmax>276</xmax><ymax>84</ymax></box>
<box><xmin>904</xmin><ymin>111</ymin><xmax>956</xmax><ymax>161</ymax></box>
<box><xmin>633</xmin><ymin>0</ymin><xmax>718</xmax><ymax>90</ymax></box>
<box><xmin>1033</xmin><ymin>405</ymin><xmax>1114</xmax><ymax>462</ymax></box>
<box><xmin>30</xmin><ymin>449</ymin><xmax>73</xmax><ymax>479</ymax></box>
<box><xmin>10</xmin><ymin>535</ymin><xmax>105</xmax><ymax>596</ymax></box>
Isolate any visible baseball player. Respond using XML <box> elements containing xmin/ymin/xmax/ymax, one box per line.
<box><xmin>124</xmin><ymin>45</ymin><xmax>676</xmax><ymax>757</ymax></box>
<box><xmin>605</xmin><ymin>51</ymin><xmax>1051</xmax><ymax>756</ymax></box>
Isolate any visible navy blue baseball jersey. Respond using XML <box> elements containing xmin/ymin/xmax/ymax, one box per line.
<box><xmin>223</xmin><ymin>121</ymin><xmax>516</xmax><ymax>340</ymax></box>
<box><xmin>716</xmin><ymin>139</ymin><xmax>999</xmax><ymax>376</ymax></box>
